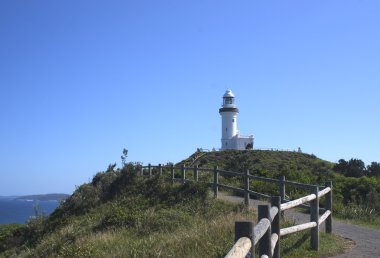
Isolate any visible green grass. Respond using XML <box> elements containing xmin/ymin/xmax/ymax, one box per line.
<box><xmin>0</xmin><ymin>163</ymin><xmax>347</xmax><ymax>257</ymax></box>
<box><xmin>0</xmin><ymin>173</ymin><xmax>256</xmax><ymax>257</ymax></box>
<box><xmin>281</xmin><ymin>231</ymin><xmax>346</xmax><ymax>258</ymax></box>
<box><xmin>274</xmin><ymin>217</ymin><xmax>345</xmax><ymax>258</ymax></box>
<box><xmin>1</xmin><ymin>200</ymin><xmax>255</xmax><ymax>257</ymax></box>
<box><xmin>182</xmin><ymin>150</ymin><xmax>380</xmax><ymax>230</ymax></box>
<box><xmin>333</xmin><ymin>201</ymin><xmax>380</xmax><ymax>229</ymax></box>
<box><xmin>4</xmin><ymin>207</ymin><xmax>344</xmax><ymax>258</ymax></box>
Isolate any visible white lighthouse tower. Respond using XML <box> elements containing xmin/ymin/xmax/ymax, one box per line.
<box><xmin>219</xmin><ymin>90</ymin><xmax>254</xmax><ymax>150</ymax></box>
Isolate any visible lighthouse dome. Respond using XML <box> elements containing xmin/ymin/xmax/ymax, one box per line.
<box><xmin>223</xmin><ymin>89</ymin><xmax>235</xmax><ymax>98</ymax></box>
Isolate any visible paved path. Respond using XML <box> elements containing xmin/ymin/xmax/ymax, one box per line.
<box><xmin>221</xmin><ymin>195</ymin><xmax>380</xmax><ymax>258</ymax></box>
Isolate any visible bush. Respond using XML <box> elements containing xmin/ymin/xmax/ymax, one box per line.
<box><xmin>64</xmin><ymin>184</ymin><xmax>101</xmax><ymax>215</ymax></box>
<box><xmin>0</xmin><ymin>224</ymin><xmax>24</xmax><ymax>252</ymax></box>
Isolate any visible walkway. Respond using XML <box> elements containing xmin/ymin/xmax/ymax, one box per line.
<box><xmin>221</xmin><ymin>195</ymin><xmax>380</xmax><ymax>258</ymax></box>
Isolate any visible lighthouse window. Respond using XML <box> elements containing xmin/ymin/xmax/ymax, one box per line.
<box><xmin>232</xmin><ymin>119</ymin><xmax>235</xmax><ymax>123</ymax></box>
<box><xmin>224</xmin><ymin>97</ymin><xmax>233</xmax><ymax>105</ymax></box>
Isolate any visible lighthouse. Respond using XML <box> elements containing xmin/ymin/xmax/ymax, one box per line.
<box><xmin>219</xmin><ymin>90</ymin><xmax>254</xmax><ymax>150</ymax></box>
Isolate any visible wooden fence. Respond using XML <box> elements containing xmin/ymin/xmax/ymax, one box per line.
<box><xmin>140</xmin><ymin>164</ymin><xmax>333</xmax><ymax>258</ymax></box>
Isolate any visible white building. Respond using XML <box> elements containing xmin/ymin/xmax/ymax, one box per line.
<box><xmin>219</xmin><ymin>90</ymin><xmax>254</xmax><ymax>150</ymax></box>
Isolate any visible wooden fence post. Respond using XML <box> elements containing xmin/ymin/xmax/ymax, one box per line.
<box><xmin>214</xmin><ymin>166</ymin><xmax>219</xmax><ymax>199</ymax></box>
<box><xmin>325</xmin><ymin>181</ymin><xmax>332</xmax><ymax>234</ymax></box>
<box><xmin>159</xmin><ymin>164</ymin><xmax>162</xmax><ymax>177</ymax></box>
<box><xmin>235</xmin><ymin>221</ymin><xmax>254</xmax><ymax>258</ymax></box>
<box><xmin>148</xmin><ymin>164</ymin><xmax>152</xmax><ymax>178</ymax></box>
<box><xmin>279</xmin><ymin>175</ymin><xmax>286</xmax><ymax>218</ymax></box>
<box><xmin>244</xmin><ymin>169</ymin><xmax>250</xmax><ymax>206</ymax></box>
<box><xmin>258</xmin><ymin>205</ymin><xmax>271</xmax><ymax>257</ymax></box>
<box><xmin>170</xmin><ymin>164</ymin><xmax>175</xmax><ymax>184</ymax></box>
<box><xmin>194</xmin><ymin>165</ymin><xmax>198</xmax><ymax>181</ymax></box>
<box><xmin>271</xmin><ymin>196</ymin><xmax>281</xmax><ymax>258</ymax></box>
<box><xmin>181</xmin><ymin>164</ymin><xmax>186</xmax><ymax>184</ymax></box>
<box><xmin>311</xmin><ymin>185</ymin><xmax>319</xmax><ymax>250</ymax></box>
<box><xmin>279</xmin><ymin>175</ymin><xmax>285</xmax><ymax>203</ymax></box>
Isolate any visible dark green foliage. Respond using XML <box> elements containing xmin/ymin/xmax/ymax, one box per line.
<box><xmin>367</xmin><ymin>162</ymin><xmax>380</xmax><ymax>177</ymax></box>
<box><xmin>64</xmin><ymin>183</ymin><xmax>101</xmax><ymax>215</ymax></box>
<box><xmin>333</xmin><ymin>175</ymin><xmax>380</xmax><ymax>210</ymax></box>
<box><xmin>344</xmin><ymin>159</ymin><xmax>365</xmax><ymax>177</ymax></box>
<box><xmin>92</xmin><ymin>171</ymin><xmax>118</xmax><ymax>199</ymax></box>
<box><xmin>0</xmin><ymin>214</ymin><xmax>49</xmax><ymax>254</ymax></box>
<box><xmin>333</xmin><ymin>159</ymin><xmax>348</xmax><ymax>174</ymax></box>
<box><xmin>0</xmin><ymin>224</ymin><xmax>24</xmax><ymax>252</ymax></box>
<box><xmin>121</xmin><ymin>148</ymin><xmax>128</xmax><ymax>165</ymax></box>
<box><xmin>333</xmin><ymin>158</ymin><xmax>380</xmax><ymax>178</ymax></box>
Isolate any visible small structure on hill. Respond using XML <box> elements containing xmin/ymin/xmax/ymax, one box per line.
<box><xmin>219</xmin><ymin>90</ymin><xmax>254</xmax><ymax>150</ymax></box>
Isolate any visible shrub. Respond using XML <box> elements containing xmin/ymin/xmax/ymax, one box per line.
<box><xmin>64</xmin><ymin>184</ymin><xmax>101</xmax><ymax>215</ymax></box>
<box><xmin>0</xmin><ymin>224</ymin><xmax>24</xmax><ymax>252</ymax></box>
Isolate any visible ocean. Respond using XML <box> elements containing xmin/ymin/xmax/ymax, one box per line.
<box><xmin>0</xmin><ymin>197</ymin><xmax>60</xmax><ymax>224</ymax></box>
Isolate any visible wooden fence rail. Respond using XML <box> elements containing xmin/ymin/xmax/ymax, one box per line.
<box><xmin>140</xmin><ymin>164</ymin><xmax>333</xmax><ymax>258</ymax></box>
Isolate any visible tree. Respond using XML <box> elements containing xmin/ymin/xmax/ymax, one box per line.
<box><xmin>106</xmin><ymin>163</ymin><xmax>117</xmax><ymax>172</ymax></box>
<box><xmin>334</xmin><ymin>158</ymin><xmax>366</xmax><ymax>178</ymax></box>
<box><xmin>367</xmin><ymin>162</ymin><xmax>380</xmax><ymax>177</ymax></box>
<box><xmin>346</xmin><ymin>159</ymin><xmax>366</xmax><ymax>178</ymax></box>
<box><xmin>121</xmin><ymin>148</ymin><xmax>128</xmax><ymax>166</ymax></box>
<box><xmin>333</xmin><ymin>159</ymin><xmax>348</xmax><ymax>174</ymax></box>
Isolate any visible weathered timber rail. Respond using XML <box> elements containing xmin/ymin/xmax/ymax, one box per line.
<box><xmin>141</xmin><ymin>164</ymin><xmax>333</xmax><ymax>258</ymax></box>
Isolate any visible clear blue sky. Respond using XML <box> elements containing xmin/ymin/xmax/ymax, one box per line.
<box><xmin>1</xmin><ymin>1</ymin><xmax>379</xmax><ymax>195</ymax></box>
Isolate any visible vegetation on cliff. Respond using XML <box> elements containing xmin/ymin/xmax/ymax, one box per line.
<box><xmin>0</xmin><ymin>163</ymin><xmax>255</xmax><ymax>257</ymax></box>
<box><xmin>2</xmin><ymin>149</ymin><xmax>377</xmax><ymax>257</ymax></box>
<box><xmin>180</xmin><ymin>150</ymin><xmax>380</xmax><ymax>226</ymax></box>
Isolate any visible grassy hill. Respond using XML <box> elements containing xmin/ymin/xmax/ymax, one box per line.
<box><xmin>1</xmin><ymin>149</ymin><xmax>378</xmax><ymax>257</ymax></box>
<box><xmin>179</xmin><ymin>150</ymin><xmax>334</xmax><ymax>184</ymax></box>
<box><xmin>0</xmin><ymin>171</ymin><xmax>249</xmax><ymax>257</ymax></box>
<box><xmin>179</xmin><ymin>150</ymin><xmax>380</xmax><ymax>227</ymax></box>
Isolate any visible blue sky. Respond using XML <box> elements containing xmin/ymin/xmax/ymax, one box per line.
<box><xmin>1</xmin><ymin>1</ymin><xmax>379</xmax><ymax>195</ymax></box>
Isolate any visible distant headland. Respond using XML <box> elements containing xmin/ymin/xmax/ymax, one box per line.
<box><xmin>15</xmin><ymin>193</ymin><xmax>69</xmax><ymax>202</ymax></box>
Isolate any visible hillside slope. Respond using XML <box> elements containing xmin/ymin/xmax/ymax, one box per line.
<box><xmin>179</xmin><ymin>150</ymin><xmax>335</xmax><ymax>185</ymax></box>
<box><xmin>0</xmin><ymin>166</ymin><xmax>253</xmax><ymax>257</ymax></box>
<box><xmin>179</xmin><ymin>150</ymin><xmax>380</xmax><ymax>226</ymax></box>
<box><xmin>0</xmin><ymin>150</ymin><xmax>378</xmax><ymax>257</ymax></box>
